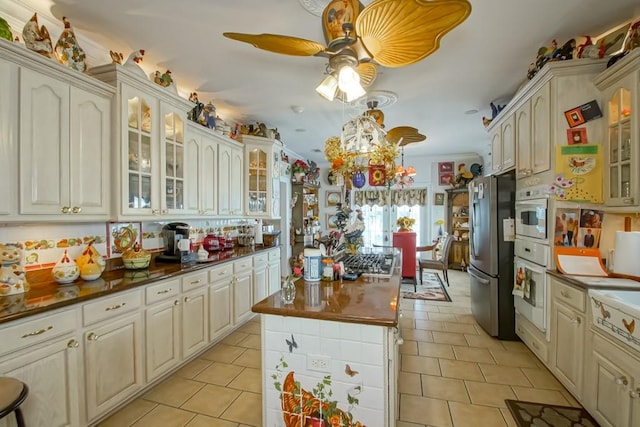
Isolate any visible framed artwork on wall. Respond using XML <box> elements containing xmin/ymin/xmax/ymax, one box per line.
<box><xmin>326</xmin><ymin>213</ymin><xmax>338</xmax><ymax>229</ymax></box>
<box><xmin>326</xmin><ymin>191</ymin><xmax>341</xmax><ymax>206</ymax></box>
<box><xmin>438</xmin><ymin>162</ymin><xmax>454</xmax><ymax>173</ymax></box>
<box><xmin>434</xmin><ymin>192</ymin><xmax>445</xmax><ymax>206</ymax></box>
<box><xmin>567</xmin><ymin>127</ymin><xmax>587</xmax><ymax>145</ymax></box>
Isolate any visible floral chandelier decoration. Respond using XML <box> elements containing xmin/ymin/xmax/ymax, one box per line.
<box><xmin>324</xmin><ymin>115</ymin><xmax>399</xmax><ymax>189</ymax></box>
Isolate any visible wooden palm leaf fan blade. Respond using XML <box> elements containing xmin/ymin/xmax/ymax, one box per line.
<box><xmin>387</xmin><ymin>126</ymin><xmax>426</xmax><ymax>146</ymax></box>
<box><xmin>355</xmin><ymin>62</ymin><xmax>377</xmax><ymax>87</ymax></box>
<box><xmin>356</xmin><ymin>0</ymin><xmax>472</xmax><ymax>68</ymax></box>
<box><xmin>222</xmin><ymin>32</ymin><xmax>328</xmax><ymax>56</ymax></box>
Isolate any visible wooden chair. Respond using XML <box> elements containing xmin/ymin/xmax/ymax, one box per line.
<box><xmin>417</xmin><ymin>234</ymin><xmax>454</xmax><ymax>287</ymax></box>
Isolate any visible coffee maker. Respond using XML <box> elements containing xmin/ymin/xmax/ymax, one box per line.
<box><xmin>156</xmin><ymin>222</ymin><xmax>194</xmax><ymax>263</ymax></box>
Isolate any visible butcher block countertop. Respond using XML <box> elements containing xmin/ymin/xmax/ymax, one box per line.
<box><xmin>0</xmin><ymin>245</ymin><xmax>276</xmax><ymax>325</ymax></box>
<box><xmin>251</xmin><ymin>274</ymin><xmax>402</xmax><ymax>327</ymax></box>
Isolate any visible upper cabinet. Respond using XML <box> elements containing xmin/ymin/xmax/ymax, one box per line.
<box><xmin>594</xmin><ymin>49</ymin><xmax>640</xmax><ymax>208</ymax></box>
<box><xmin>0</xmin><ymin>40</ymin><xmax>114</xmax><ymax>222</ymax></box>
<box><xmin>488</xmin><ymin>58</ymin><xmax>607</xmax><ymax>182</ymax></box>
<box><xmin>184</xmin><ymin>122</ymin><xmax>218</xmax><ymax>216</ymax></box>
<box><xmin>240</xmin><ymin>135</ymin><xmax>282</xmax><ymax>219</ymax></box>
<box><xmin>218</xmin><ymin>138</ymin><xmax>244</xmax><ymax>216</ymax></box>
<box><xmin>89</xmin><ymin>63</ymin><xmax>193</xmax><ymax>220</ymax></box>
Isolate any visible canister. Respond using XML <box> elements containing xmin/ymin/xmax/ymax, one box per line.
<box><xmin>303</xmin><ymin>248</ymin><xmax>321</xmax><ymax>282</ymax></box>
<box><xmin>322</xmin><ymin>258</ymin><xmax>334</xmax><ymax>281</ymax></box>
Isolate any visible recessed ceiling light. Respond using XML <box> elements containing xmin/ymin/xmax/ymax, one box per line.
<box><xmin>295</xmin><ymin>128</ymin><xmax>306</xmax><ymax>132</ymax></box>
<box><xmin>464</xmin><ymin>109</ymin><xmax>479</xmax><ymax>115</ymax></box>
<box><xmin>312</xmin><ymin>148</ymin><xmax>322</xmax><ymax>153</ymax></box>
<box><xmin>291</xmin><ymin>105</ymin><xmax>304</xmax><ymax>114</ymax></box>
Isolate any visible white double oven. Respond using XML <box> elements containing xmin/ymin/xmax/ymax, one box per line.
<box><xmin>514</xmin><ymin>185</ymin><xmax>552</xmax><ymax>336</ymax></box>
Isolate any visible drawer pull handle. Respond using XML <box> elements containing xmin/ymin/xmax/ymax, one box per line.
<box><xmin>87</xmin><ymin>333</ymin><xmax>99</xmax><ymax>341</ymax></box>
<box><xmin>560</xmin><ymin>290</ymin><xmax>571</xmax><ymax>298</ymax></box>
<box><xmin>218</xmin><ymin>271</ymin><xmax>228</xmax><ymax>276</ymax></box>
<box><xmin>615</xmin><ymin>376</ymin><xmax>628</xmax><ymax>386</ymax></box>
<box><xmin>105</xmin><ymin>303</ymin><xmax>126</xmax><ymax>311</ymax></box>
<box><xmin>157</xmin><ymin>288</ymin><xmax>172</xmax><ymax>294</ymax></box>
<box><xmin>190</xmin><ymin>280</ymin><xmax>201</xmax><ymax>285</ymax></box>
<box><xmin>630</xmin><ymin>388</ymin><xmax>640</xmax><ymax>399</ymax></box>
<box><xmin>61</xmin><ymin>206</ymin><xmax>70</xmax><ymax>214</ymax></box>
<box><xmin>21</xmin><ymin>326</ymin><xmax>53</xmax><ymax>338</ymax></box>
<box><xmin>71</xmin><ymin>206</ymin><xmax>82</xmax><ymax>213</ymax></box>
<box><xmin>67</xmin><ymin>339</ymin><xmax>79</xmax><ymax>348</ymax></box>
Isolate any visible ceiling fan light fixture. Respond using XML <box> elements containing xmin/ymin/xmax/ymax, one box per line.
<box><xmin>315</xmin><ymin>73</ymin><xmax>339</xmax><ymax>101</ymax></box>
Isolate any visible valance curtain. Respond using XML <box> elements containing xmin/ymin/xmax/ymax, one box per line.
<box><xmin>354</xmin><ymin>188</ymin><xmax>426</xmax><ymax>207</ymax></box>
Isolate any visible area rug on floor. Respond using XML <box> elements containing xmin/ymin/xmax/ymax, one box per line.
<box><xmin>505</xmin><ymin>399</ymin><xmax>599</xmax><ymax>427</ymax></box>
<box><xmin>401</xmin><ymin>272</ymin><xmax>451</xmax><ymax>302</ymax></box>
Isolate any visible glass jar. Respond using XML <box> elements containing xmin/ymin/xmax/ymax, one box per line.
<box><xmin>281</xmin><ymin>278</ymin><xmax>296</xmax><ymax>304</ymax></box>
<box><xmin>322</xmin><ymin>258</ymin><xmax>334</xmax><ymax>281</ymax></box>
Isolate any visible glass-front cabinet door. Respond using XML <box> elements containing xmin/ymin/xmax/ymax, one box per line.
<box><xmin>605</xmin><ymin>85</ymin><xmax>634</xmax><ymax>206</ymax></box>
<box><xmin>162</xmin><ymin>110</ymin><xmax>185</xmax><ymax>214</ymax></box>
<box><xmin>125</xmin><ymin>90</ymin><xmax>156</xmax><ymax>215</ymax></box>
<box><xmin>247</xmin><ymin>147</ymin><xmax>268</xmax><ymax>215</ymax></box>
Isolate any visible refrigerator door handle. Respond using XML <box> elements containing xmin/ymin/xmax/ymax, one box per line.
<box><xmin>468</xmin><ymin>266</ymin><xmax>490</xmax><ymax>285</ymax></box>
<box><xmin>469</xmin><ymin>197</ymin><xmax>478</xmax><ymax>258</ymax></box>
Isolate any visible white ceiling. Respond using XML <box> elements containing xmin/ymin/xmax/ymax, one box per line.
<box><xmin>8</xmin><ymin>0</ymin><xmax>640</xmax><ymax>164</ymax></box>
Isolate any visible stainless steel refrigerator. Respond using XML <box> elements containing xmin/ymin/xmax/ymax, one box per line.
<box><xmin>468</xmin><ymin>172</ymin><xmax>517</xmax><ymax>340</ymax></box>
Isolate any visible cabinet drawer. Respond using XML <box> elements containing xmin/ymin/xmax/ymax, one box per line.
<box><xmin>83</xmin><ymin>290</ymin><xmax>142</xmax><ymax>326</ymax></box>
<box><xmin>552</xmin><ymin>280</ymin><xmax>585</xmax><ymax>312</ymax></box>
<box><xmin>233</xmin><ymin>258</ymin><xmax>252</xmax><ymax>273</ymax></box>
<box><xmin>181</xmin><ymin>271</ymin><xmax>208</xmax><ymax>293</ymax></box>
<box><xmin>145</xmin><ymin>279</ymin><xmax>180</xmax><ymax>305</ymax></box>
<box><xmin>516</xmin><ymin>313</ymin><xmax>548</xmax><ymax>364</ymax></box>
<box><xmin>253</xmin><ymin>253</ymin><xmax>268</xmax><ymax>267</ymax></box>
<box><xmin>268</xmin><ymin>249</ymin><xmax>280</xmax><ymax>261</ymax></box>
<box><xmin>0</xmin><ymin>308</ymin><xmax>77</xmax><ymax>356</ymax></box>
<box><xmin>209</xmin><ymin>263</ymin><xmax>233</xmax><ymax>282</ymax></box>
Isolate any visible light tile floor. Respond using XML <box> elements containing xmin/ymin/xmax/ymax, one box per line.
<box><xmin>98</xmin><ymin>269</ymin><xmax>579</xmax><ymax>426</ymax></box>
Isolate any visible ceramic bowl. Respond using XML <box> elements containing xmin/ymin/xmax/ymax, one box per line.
<box><xmin>122</xmin><ymin>255</ymin><xmax>151</xmax><ymax>270</ymax></box>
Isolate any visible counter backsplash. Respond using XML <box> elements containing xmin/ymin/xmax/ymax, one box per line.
<box><xmin>0</xmin><ymin>218</ymin><xmax>255</xmax><ymax>272</ymax></box>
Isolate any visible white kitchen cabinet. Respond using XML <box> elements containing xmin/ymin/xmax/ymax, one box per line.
<box><xmin>0</xmin><ymin>308</ymin><xmax>81</xmax><ymax>427</ymax></box>
<box><xmin>233</xmin><ymin>258</ymin><xmax>254</xmax><ymax>324</ymax></box>
<box><xmin>83</xmin><ymin>311</ymin><xmax>143</xmax><ymax>422</ymax></box>
<box><xmin>180</xmin><ymin>271</ymin><xmax>209</xmax><ymax>359</ymax></box>
<box><xmin>487</xmin><ymin>115</ymin><xmax>515</xmax><ymax>175</ymax></box>
<box><xmin>241</xmin><ymin>134</ymin><xmax>282</xmax><ymax>218</ymax></box>
<box><xmin>586</xmin><ymin>332</ymin><xmax>640</xmax><ymax>427</ymax></box>
<box><xmin>145</xmin><ymin>279</ymin><xmax>181</xmax><ymax>382</ymax></box>
<box><xmin>185</xmin><ymin>122</ymin><xmax>218</xmax><ymax>216</ymax></box>
<box><xmin>253</xmin><ymin>252</ymin><xmax>268</xmax><ymax>304</ymax></box>
<box><xmin>595</xmin><ymin>49</ymin><xmax>640</xmax><ymax>208</ymax></box>
<box><xmin>549</xmin><ymin>279</ymin><xmax>585</xmax><ymax>400</ymax></box>
<box><xmin>209</xmin><ymin>263</ymin><xmax>234</xmax><ymax>342</ymax></box>
<box><xmin>515</xmin><ymin>82</ymin><xmax>552</xmax><ymax>179</ymax></box>
<box><xmin>0</xmin><ymin>57</ymin><xmax>17</xmax><ymax>218</ymax></box>
<box><xmin>267</xmin><ymin>248</ymin><xmax>282</xmax><ymax>296</ymax></box>
<box><xmin>82</xmin><ymin>289</ymin><xmax>144</xmax><ymax>422</ymax></box>
<box><xmin>88</xmin><ymin>63</ymin><xmax>193</xmax><ymax>220</ymax></box>
<box><xmin>218</xmin><ymin>139</ymin><xmax>244</xmax><ymax>216</ymax></box>
<box><xmin>19</xmin><ymin>68</ymin><xmax>112</xmax><ymax>219</ymax></box>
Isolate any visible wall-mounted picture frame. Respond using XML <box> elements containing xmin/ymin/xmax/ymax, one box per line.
<box><xmin>567</xmin><ymin>127</ymin><xmax>588</xmax><ymax>145</ymax></box>
<box><xmin>438</xmin><ymin>161</ymin><xmax>454</xmax><ymax>173</ymax></box>
<box><xmin>564</xmin><ymin>107</ymin><xmax>585</xmax><ymax>128</ymax></box>
<box><xmin>326</xmin><ymin>213</ymin><xmax>338</xmax><ymax>229</ymax></box>
<box><xmin>439</xmin><ymin>173</ymin><xmax>454</xmax><ymax>186</ymax></box>
<box><xmin>326</xmin><ymin>191</ymin><xmax>341</xmax><ymax>206</ymax></box>
<box><xmin>434</xmin><ymin>192</ymin><xmax>445</xmax><ymax>206</ymax></box>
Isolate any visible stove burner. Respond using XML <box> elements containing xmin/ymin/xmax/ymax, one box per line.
<box><xmin>340</xmin><ymin>253</ymin><xmax>395</xmax><ymax>276</ymax></box>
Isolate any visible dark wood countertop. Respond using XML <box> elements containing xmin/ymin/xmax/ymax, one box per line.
<box><xmin>251</xmin><ymin>274</ymin><xmax>401</xmax><ymax>327</ymax></box>
<box><xmin>0</xmin><ymin>245</ymin><xmax>278</xmax><ymax>325</ymax></box>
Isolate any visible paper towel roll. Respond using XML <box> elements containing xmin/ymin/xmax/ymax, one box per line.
<box><xmin>613</xmin><ymin>231</ymin><xmax>640</xmax><ymax>277</ymax></box>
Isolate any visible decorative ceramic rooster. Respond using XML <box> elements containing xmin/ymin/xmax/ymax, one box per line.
<box><xmin>22</xmin><ymin>13</ymin><xmax>53</xmax><ymax>57</ymax></box>
<box><xmin>453</xmin><ymin>163</ymin><xmax>474</xmax><ymax>188</ymax></box>
<box><xmin>109</xmin><ymin>50</ymin><xmax>123</xmax><ymax>64</ymax></box>
<box><xmin>123</xmin><ymin>49</ymin><xmax>146</xmax><ymax>77</ymax></box>
<box><xmin>577</xmin><ymin>36</ymin><xmax>603</xmax><ymax>59</ymax></box>
<box><xmin>482</xmin><ymin>116</ymin><xmax>492</xmax><ymax>127</ymax></box>
<box><xmin>153</xmin><ymin>69</ymin><xmax>173</xmax><ymax>87</ymax></box>
<box><xmin>54</xmin><ymin>17</ymin><xmax>87</xmax><ymax>72</ymax></box>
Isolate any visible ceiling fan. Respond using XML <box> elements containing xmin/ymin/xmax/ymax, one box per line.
<box><xmin>363</xmin><ymin>100</ymin><xmax>426</xmax><ymax>146</ymax></box>
<box><xmin>223</xmin><ymin>0</ymin><xmax>471</xmax><ymax>101</ymax></box>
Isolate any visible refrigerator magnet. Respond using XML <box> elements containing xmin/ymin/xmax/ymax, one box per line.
<box><xmin>503</xmin><ymin>218</ymin><xmax>515</xmax><ymax>241</ymax></box>
<box><xmin>478</xmin><ymin>182</ymin><xmax>485</xmax><ymax>199</ymax></box>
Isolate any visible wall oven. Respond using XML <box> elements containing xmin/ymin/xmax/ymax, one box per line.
<box><xmin>515</xmin><ymin>186</ymin><xmax>549</xmax><ymax>242</ymax></box>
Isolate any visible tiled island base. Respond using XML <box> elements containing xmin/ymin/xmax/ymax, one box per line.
<box><xmin>261</xmin><ymin>314</ymin><xmax>398</xmax><ymax>426</ymax></box>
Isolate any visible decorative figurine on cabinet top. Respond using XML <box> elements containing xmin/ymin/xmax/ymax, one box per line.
<box><xmin>152</xmin><ymin>69</ymin><xmax>173</xmax><ymax>87</ymax></box>
<box><xmin>54</xmin><ymin>16</ymin><xmax>87</xmax><ymax>73</ymax></box>
<box><xmin>0</xmin><ymin>17</ymin><xmax>13</xmax><ymax>41</ymax></box>
<box><xmin>109</xmin><ymin>50</ymin><xmax>123</xmax><ymax>64</ymax></box>
<box><xmin>0</xmin><ymin>243</ymin><xmax>28</xmax><ymax>295</ymax></box>
<box><xmin>22</xmin><ymin>13</ymin><xmax>53</xmax><ymax>58</ymax></box>
<box><xmin>123</xmin><ymin>49</ymin><xmax>146</xmax><ymax>77</ymax></box>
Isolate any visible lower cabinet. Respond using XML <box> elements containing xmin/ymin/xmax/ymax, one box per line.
<box><xmin>84</xmin><ymin>311</ymin><xmax>144</xmax><ymax>422</ymax></box>
<box><xmin>0</xmin><ymin>334</ymin><xmax>82</xmax><ymax>427</ymax></box>
<box><xmin>181</xmin><ymin>287</ymin><xmax>209</xmax><ymax>360</ymax></box>
<box><xmin>549</xmin><ymin>279</ymin><xmax>586</xmax><ymax>400</ymax></box>
<box><xmin>233</xmin><ymin>258</ymin><xmax>254</xmax><ymax>324</ymax></box>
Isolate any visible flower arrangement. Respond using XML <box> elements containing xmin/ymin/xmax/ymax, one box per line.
<box><xmin>397</xmin><ymin>216</ymin><xmax>415</xmax><ymax>231</ymax></box>
<box><xmin>291</xmin><ymin>159</ymin><xmax>310</xmax><ymax>175</ymax></box>
<box><xmin>285</xmin><ymin>266</ymin><xmax>303</xmax><ymax>282</ymax></box>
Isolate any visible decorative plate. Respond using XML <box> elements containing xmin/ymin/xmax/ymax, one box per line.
<box><xmin>568</xmin><ymin>157</ymin><xmax>595</xmax><ymax>175</ymax></box>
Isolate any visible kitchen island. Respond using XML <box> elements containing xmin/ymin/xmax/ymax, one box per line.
<box><xmin>252</xmin><ymin>260</ymin><xmax>402</xmax><ymax>427</ymax></box>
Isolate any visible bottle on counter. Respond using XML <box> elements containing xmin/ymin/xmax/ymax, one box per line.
<box><xmin>322</xmin><ymin>258</ymin><xmax>334</xmax><ymax>281</ymax></box>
